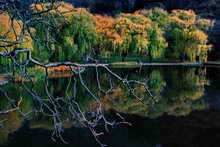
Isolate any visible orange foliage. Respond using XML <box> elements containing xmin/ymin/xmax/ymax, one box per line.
<box><xmin>114</xmin><ymin>16</ymin><xmax>149</xmax><ymax>53</ymax></box>
<box><xmin>0</xmin><ymin>12</ymin><xmax>33</xmax><ymax>51</ymax></box>
<box><xmin>190</xmin><ymin>30</ymin><xmax>208</xmax><ymax>42</ymax></box>
<box><xmin>36</xmin><ymin>65</ymin><xmax>80</xmax><ymax>72</ymax></box>
<box><xmin>94</xmin><ymin>15</ymin><xmax>122</xmax><ymax>54</ymax></box>
<box><xmin>48</xmin><ymin>72</ymin><xmax>74</xmax><ymax>78</ymax></box>
<box><xmin>0</xmin><ymin>13</ymin><xmax>22</xmax><ymax>41</ymax></box>
<box><xmin>0</xmin><ymin>4</ymin><xmax>212</xmax><ymax>62</ymax></box>
<box><xmin>94</xmin><ymin>13</ymin><xmax>151</xmax><ymax>56</ymax></box>
<box><xmin>169</xmin><ymin>10</ymin><xmax>196</xmax><ymax>29</ymax></box>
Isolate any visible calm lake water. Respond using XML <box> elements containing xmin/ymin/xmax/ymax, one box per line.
<box><xmin>1</xmin><ymin>66</ymin><xmax>220</xmax><ymax>147</ymax></box>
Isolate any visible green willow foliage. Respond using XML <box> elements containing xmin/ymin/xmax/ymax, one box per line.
<box><xmin>0</xmin><ymin>2</ymin><xmax>213</xmax><ymax>63</ymax></box>
<box><xmin>118</xmin><ymin>13</ymin><xmax>167</xmax><ymax>61</ymax></box>
<box><xmin>95</xmin><ymin>8</ymin><xmax>212</xmax><ymax>62</ymax></box>
<box><xmin>31</xmin><ymin>3</ymin><xmax>97</xmax><ymax>62</ymax></box>
<box><xmin>166</xmin><ymin>10</ymin><xmax>212</xmax><ymax>62</ymax></box>
<box><xmin>137</xmin><ymin>8</ymin><xmax>213</xmax><ymax>62</ymax></box>
<box><xmin>137</xmin><ymin>8</ymin><xmax>170</xmax><ymax>29</ymax></box>
<box><xmin>94</xmin><ymin>12</ymin><xmax>167</xmax><ymax>61</ymax></box>
<box><xmin>59</xmin><ymin>9</ymin><xmax>97</xmax><ymax>61</ymax></box>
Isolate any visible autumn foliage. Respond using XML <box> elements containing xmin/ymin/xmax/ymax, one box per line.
<box><xmin>94</xmin><ymin>8</ymin><xmax>212</xmax><ymax>62</ymax></box>
<box><xmin>0</xmin><ymin>12</ymin><xmax>33</xmax><ymax>49</ymax></box>
<box><xmin>0</xmin><ymin>2</ymin><xmax>213</xmax><ymax>63</ymax></box>
<box><xmin>0</xmin><ymin>11</ymin><xmax>33</xmax><ymax>65</ymax></box>
<box><xmin>95</xmin><ymin>12</ymin><xmax>167</xmax><ymax>60</ymax></box>
<box><xmin>167</xmin><ymin>10</ymin><xmax>213</xmax><ymax>62</ymax></box>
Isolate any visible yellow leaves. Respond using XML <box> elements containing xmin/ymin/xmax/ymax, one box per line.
<box><xmin>95</xmin><ymin>15</ymin><xmax>114</xmax><ymax>28</ymax></box>
<box><xmin>0</xmin><ymin>12</ymin><xmax>33</xmax><ymax>52</ymax></box>
<box><xmin>56</xmin><ymin>2</ymin><xmax>74</xmax><ymax>13</ymax></box>
<box><xmin>0</xmin><ymin>13</ymin><xmax>22</xmax><ymax>41</ymax></box>
<box><xmin>94</xmin><ymin>15</ymin><xmax>114</xmax><ymax>36</ymax></box>
<box><xmin>5</xmin><ymin>3</ymin><xmax>212</xmax><ymax>61</ymax></box>
<box><xmin>30</xmin><ymin>2</ymin><xmax>74</xmax><ymax>15</ymax></box>
<box><xmin>0</xmin><ymin>13</ymin><xmax>11</xmax><ymax>34</ymax></box>
<box><xmin>115</xmin><ymin>14</ymin><xmax>152</xmax><ymax>33</ymax></box>
<box><xmin>169</xmin><ymin>15</ymin><xmax>188</xmax><ymax>27</ymax></box>
<box><xmin>113</xmin><ymin>16</ymin><xmax>149</xmax><ymax>53</ymax></box>
<box><xmin>171</xmin><ymin>9</ymin><xmax>196</xmax><ymax>22</ymax></box>
<box><xmin>196</xmin><ymin>18</ymin><xmax>214</xmax><ymax>30</ymax></box>
<box><xmin>94</xmin><ymin>14</ymin><xmax>121</xmax><ymax>51</ymax></box>
<box><xmin>198</xmin><ymin>44</ymin><xmax>212</xmax><ymax>52</ymax></box>
<box><xmin>164</xmin><ymin>9</ymin><xmax>213</xmax><ymax>62</ymax></box>
<box><xmin>30</xmin><ymin>3</ymin><xmax>45</xmax><ymax>11</ymax></box>
<box><xmin>93</xmin><ymin>9</ymin><xmax>168</xmax><ymax>57</ymax></box>
<box><xmin>119</xmin><ymin>13</ymin><xmax>152</xmax><ymax>26</ymax></box>
<box><xmin>170</xmin><ymin>10</ymin><xmax>197</xmax><ymax>28</ymax></box>
<box><xmin>190</xmin><ymin>30</ymin><xmax>208</xmax><ymax>42</ymax></box>
<box><xmin>30</xmin><ymin>2</ymin><xmax>93</xmax><ymax>23</ymax></box>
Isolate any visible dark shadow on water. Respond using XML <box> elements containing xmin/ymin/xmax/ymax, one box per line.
<box><xmin>2</xmin><ymin>109</ymin><xmax>220</xmax><ymax>147</ymax></box>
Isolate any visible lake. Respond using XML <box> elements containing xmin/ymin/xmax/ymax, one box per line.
<box><xmin>0</xmin><ymin>66</ymin><xmax>220</xmax><ymax>147</ymax></box>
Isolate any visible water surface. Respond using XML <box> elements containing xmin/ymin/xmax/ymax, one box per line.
<box><xmin>0</xmin><ymin>66</ymin><xmax>220</xmax><ymax>147</ymax></box>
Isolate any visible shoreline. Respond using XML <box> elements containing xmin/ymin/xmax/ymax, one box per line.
<box><xmin>0</xmin><ymin>62</ymin><xmax>220</xmax><ymax>84</ymax></box>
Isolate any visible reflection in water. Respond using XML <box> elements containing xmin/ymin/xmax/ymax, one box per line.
<box><xmin>0</xmin><ymin>112</ymin><xmax>23</xmax><ymax>145</ymax></box>
<box><xmin>0</xmin><ymin>67</ymin><xmax>219</xmax><ymax>146</ymax></box>
<box><xmin>89</xmin><ymin>67</ymin><xmax>209</xmax><ymax>118</ymax></box>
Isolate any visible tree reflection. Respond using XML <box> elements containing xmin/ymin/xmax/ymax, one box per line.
<box><xmin>0</xmin><ymin>67</ymin><xmax>210</xmax><ymax>145</ymax></box>
<box><xmin>0</xmin><ymin>112</ymin><xmax>23</xmax><ymax>145</ymax></box>
<box><xmin>85</xmin><ymin>68</ymin><xmax>208</xmax><ymax>118</ymax></box>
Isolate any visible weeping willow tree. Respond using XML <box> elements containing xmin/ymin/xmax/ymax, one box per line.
<box><xmin>31</xmin><ymin>3</ymin><xmax>97</xmax><ymax>62</ymax></box>
<box><xmin>119</xmin><ymin>13</ymin><xmax>167</xmax><ymax>61</ymax></box>
<box><xmin>113</xmin><ymin>15</ymin><xmax>149</xmax><ymax>60</ymax></box>
<box><xmin>94</xmin><ymin>8</ymin><xmax>212</xmax><ymax>62</ymax></box>
<box><xmin>94</xmin><ymin>15</ymin><xmax>119</xmax><ymax>57</ymax></box>
<box><xmin>58</xmin><ymin>8</ymin><xmax>97</xmax><ymax>61</ymax></box>
<box><xmin>94</xmin><ymin>12</ymin><xmax>167</xmax><ymax>61</ymax></box>
<box><xmin>137</xmin><ymin>8</ymin><xmax>213</xmax><ymax>62</ymax></box>
<box><xmin>166</xmin><ymin>10</ymin><xmax>213</xmax><ymax>62</ymax></box>
<box><xmin>25</xmin><ymin>4</ymin><xmax>213</xmax><ymax>62</ymax></box>
<box><xmin>95</xmin><ymin>14</ymin><xmax>149</xmax><ymax>59</ymax></box>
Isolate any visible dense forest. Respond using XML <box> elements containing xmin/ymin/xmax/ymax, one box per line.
<box><xmin>0</xmin><ymin>1</ymin><xmax>215</xmax><ymax>65</ymax></box>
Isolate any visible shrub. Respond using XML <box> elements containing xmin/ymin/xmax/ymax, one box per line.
<box><xmin>57</xmin><ymin>8</ymin><xmax>97</xmax><ymax>61</ymax></box>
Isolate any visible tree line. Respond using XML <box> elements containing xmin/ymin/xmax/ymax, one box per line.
<box><xmin>0</xmin><ymin>2</ymin><xmax>213</xmax><ymax>65</ymax></box>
